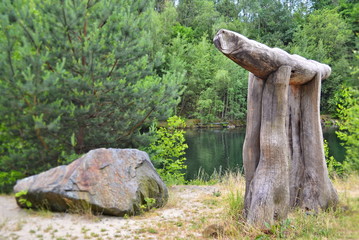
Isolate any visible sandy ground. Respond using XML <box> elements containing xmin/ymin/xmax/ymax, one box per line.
<box><xmin>2</xmin><ymin>176</ymin><xmax>358</xmax><ymax>240</ymax></box>
<box><xmin>0</xmin><ymin>185</ymin><xmax>225</xmax><ymax>240</ymax></box>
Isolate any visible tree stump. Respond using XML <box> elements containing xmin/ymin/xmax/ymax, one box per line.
<box><xmin>214</xmin><ymin>29</ymin><xmax>338</xmax><ymax>227</ymax></box>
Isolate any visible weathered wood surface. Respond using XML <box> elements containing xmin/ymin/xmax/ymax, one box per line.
<box><xmin>213</xmin><ymin>29</ymin><xmax>331</xmax><ymax>85</ymax></box>
<box><xmin>299</xmin><ymin>73</ymin><xmax>338</xmax><ymax>209</ymax></box>
<box><xmin>214</xmin><ymin>29</ymin><xmax>338</xmax><ymax>228</ymax></box>
<box><xmin>246</xmin><ymin>66</ymin><xmax>291</xmax><ymax>226</ymax></box>
<box><xmin>243</xmin><ymin>73</ymin><xmax>264</xmax><ymax>213</ymax></box>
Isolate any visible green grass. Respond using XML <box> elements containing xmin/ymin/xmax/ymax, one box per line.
<box><xmin>216</xmin><ymin>173</ymin><xmax>359</xmax><ymax>240</ymax></box>
<box><xmin>187</xmin><ymin>166</ymin><xmax>225</xmax><ymax>185</ymax></box>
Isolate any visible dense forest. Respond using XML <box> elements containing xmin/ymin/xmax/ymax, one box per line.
<box><xmin>0</xmin><ymin>0</ymin><xmax>358</xmax><ymax>191</ymax></box>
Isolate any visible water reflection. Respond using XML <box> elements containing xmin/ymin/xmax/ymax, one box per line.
<box><xmin>184</xmin><ymin>128</ymin><xmax>345</xmax><ymax>180</ymax></box>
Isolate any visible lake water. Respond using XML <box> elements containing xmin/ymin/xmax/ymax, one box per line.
<box><xmin>184</xmin><ymin>127</ymin><xmax>345</xmax><ymax>180</ymax></box>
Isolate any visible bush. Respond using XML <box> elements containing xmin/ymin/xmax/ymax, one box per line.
<box><xmin>149</xmin><ymin>116</ymin><xmax>188</xmax><ymax>184</ymax></box>
<box><xmin>336</xmin><ymin>87</ymin><xmax>359</xmax><ymax>172</ymax></box>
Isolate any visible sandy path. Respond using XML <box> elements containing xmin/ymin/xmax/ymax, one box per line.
<box><xmin>0</xmin><ymin>185</ymin><xmax>224</xmax><ymax>240</ymax></box>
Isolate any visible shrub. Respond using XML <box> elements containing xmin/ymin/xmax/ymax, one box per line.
<box><xmin>149</xmin><ymin>116</ymin><xmax>188</xmax><ymax>184</ymax></box>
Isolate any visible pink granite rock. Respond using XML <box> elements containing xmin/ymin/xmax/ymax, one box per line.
<box><xmin>14</xmin><ymin>148</ymin><xmax>168</xmax><ymax>216</ymax></box>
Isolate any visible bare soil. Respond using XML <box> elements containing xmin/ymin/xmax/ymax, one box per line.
<box><xmin>0</xmin><ymin>185</ymin><xmax>225</xmax><ymax>240</ymax></box>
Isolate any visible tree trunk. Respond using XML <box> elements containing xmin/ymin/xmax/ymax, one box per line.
<box><xmin>214</xmin><ymin>29</ymin><xmax>338</xmax><ymax>227</ymax></box>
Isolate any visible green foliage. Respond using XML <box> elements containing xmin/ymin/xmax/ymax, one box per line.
<box><xmin>262</xmin><ymin>219</ymin><xmax>293</xmax><ymax>239</ymax></box>
<box><xmin>140</xmin><ymin>197</ymin><xmax>156</xmax><ymax>212</ymax></box>
<box><xmin>291</xmin><ymin>7</ymin><xmax>353</xmax><ymax>114</ymax></box>
<box><xmin>0</xmin><ymin>170</ymin><xmax>24</xmax><ymax>193</ymax></box>
<box><xmin>237</xmin><ymin>0</ymin><xmax>297</xmax><ymax>47</ymax></box>
<box><xmin>187</xmin><ymin>167</ymin><xmax>223</xmax><ymax>185</ymax></box>
<box><xmin>195</xmin><ymin>88</ymin><xmax>223</xmax><ymax>123</ymax></box>
<box><xmin>150</xmin><ymin>116</ymin><xmax>188</xmax><ymax>185</ymax></box>
<box><xmin>336</xmin><ymin>86</ymin><xmax>359</xmax><ymax>172</ymax></box>
<box><xmin>0</xmin><ymin>0</ymin><xmax>183</xmax><ymax>182</ymax></box>
<box><xmin>15</xmin><ymin>190</ymin><xmax>32</xmax><ymax>208</ymax></box>
<box><xmin>0</xmin><ymin>0</ymin><xmax>357</xmax><ymax>192</ymax></box>
<box><xmin>226</xmin><ymin>190</ymin><xmax>244</xmax><ymax>221</ymax></box>
<box><xmin>177</xmin><ymin>0</ymin><xmax>219</xmax><ymax>39</ymax></box>
<box><xmin>324</xmin><ymin>139</ymin><xmax>345</xmax><ymax>177</ymax></box>
<box><xmin>170</xmin><ymin>34</ymin><xmax>248</xmax><ymax>122</ymax></box>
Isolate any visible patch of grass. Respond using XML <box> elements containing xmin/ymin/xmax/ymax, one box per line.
<box><xmin>81</xmin><ymin>226</ymin><xmax>90</xmax><ymax>234</ymax></box>
<box><xmin>188</xmin><ymin>178</ymin><xmax>219</xmax><ymax>185</ymax></box>
<box><xmin>187</xmin><ymin>167</ymin><xmax>223</xmax><ymax>185</ymax></box>
<box><xmin>25</xmin><ymin>208</ymin><xmax>54</xmax><ymax>218</ymax></box>
<box><xmin>64</xmin><ymin>197</ymin><xmax>93</xmax><ymax>215</ymax></box>
<box><xmin>44</xmin><ymin>225</ymin><xmax>53</xmax><ymax>233</ymax></box>
<box><xmin>0</xmin><ymin>220</ymin><xmax>7</xmax><ymax>231</ymax></box>
<box><xmin>147</xmin><ymin>227</ymin><xmax>158</xmax><ymax>234</ymax></box>
<box><xmin>189</xmin><ymin>220</ymin><xmax>202</xmax><ymax>230</ymax></box>
<box><xmin>162</xmin><ymin>190</ymin><xmax>181</xmax><ymax>209</ymax></box>
<box><xmin>135</xmin><ymin>228</ymin><xmax>146</xmax><ymax>234</ymax></box>
<box><xmin>226</xmin><ymin>189</ymin><xmax>244</xmax><ymax>221</ymax></box>
<box><xmin>13</xmin><ymin>220</ymin><xmax>26</xmax><ymax>232</ymax></box>
<box><xmin>216</xmin><ymin>172</ymin><xmax>359</xmax><ymax>240</ymax></box>
<box><xmin>202</xmin><ymin>198</ymin><xmax>219</xmax><ymax>207</ymax></box>
<box><xmin>212</xmin><ymin>190</ymin><xmax>222</xmax><ymax>197</ymax></box>
<box><xmin>8</xmin><ymin>233</ymin><xmax>20</xmax><ymax>240</ymax></box>
<box><xmin>175</xmin><ymin>221</ymin><xmax>183</xmax><ymax>227</ymax></box>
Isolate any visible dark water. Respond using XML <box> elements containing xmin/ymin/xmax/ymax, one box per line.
<box><xmin>184</xmin><ymin>127</ymin><xmax>345</xmax><ymax>180</ymax></box>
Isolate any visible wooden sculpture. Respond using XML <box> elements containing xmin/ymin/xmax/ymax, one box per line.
<box><xmin>214</xmin><ymin>29</ymin><xmax>338</xmax><ymax>227</ymax></box>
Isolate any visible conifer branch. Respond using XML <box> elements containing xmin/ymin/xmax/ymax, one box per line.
<box><xmin>118</xmin><ymin>89</ymin><xmax>172</xmax><ymax>140</ymax></box>
<box><xmin>120</xmin><ymin>107</ymin><xmax>155</xmax><ymax>140</ymax></box>
<box><xmin>7</xmin><ymin>50</ymin><xmax>15</xmax><ymax>78</ymax></box>
<box><xmin>19</xmin><ymin>21</ymin><xmax>38</xmax><ymax>50</ymax></box>
<box><xmin>61</xmin><ymin>6</ymin><xmax>77</xmax><ymax>60</ymax></box>
<box><xmin>82</xmin><ymin>18</ymin><xmax>87</xmax><ymax>66</ymax></box>
<box><xmin>35</xmin><ymin>128</ymin><xmax>49</xmax><ymax>150</ymax></box>
<box><xmin>46</xmin><ymin>62</ymin><xmax>55</xmax><ymax>72</ymax></box>
<box><xmin>107</xmin><ymin>59</ymin><xmax>119</xmax><ymax>78</ymax></box>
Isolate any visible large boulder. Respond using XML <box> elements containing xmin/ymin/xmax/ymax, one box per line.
<box><xmin>13</xmin><ymin>148</ymin><xmax>168</xmax><ymax>216</ymax></box>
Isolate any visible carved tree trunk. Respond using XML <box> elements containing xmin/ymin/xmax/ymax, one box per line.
<box><xmin>214</xmin><ymin>29</ymin><xmax>338</xmax><ymax>227</ymax></box>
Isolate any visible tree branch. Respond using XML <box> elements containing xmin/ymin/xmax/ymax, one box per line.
<box><xmin>61</xmin><ymin>5</ymin><xmax>77</xmax><ymax>60</ymax></box>
<box><xmin>119</xmin><ymin>107</ymin><xmax>155</xmax><ymax>140</ymax></box>
<box><xmin>107</xmin><ymin>58</ymin><xmax>119</xmax><ymax>78</ymax></box>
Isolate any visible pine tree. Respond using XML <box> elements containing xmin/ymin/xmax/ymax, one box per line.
<box><xmin>0</xmin><ymin>0</ymin><xmax>183</xmax><ymax>188</ymax></box>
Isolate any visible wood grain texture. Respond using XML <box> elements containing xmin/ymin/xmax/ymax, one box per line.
<box><xmin>243</xmin><ymin>73</ymin><xmax>264</xmax><ymax>214</ymax></box>
<box><xmin>299</xmin><ymin>73</ymin><xmax>338</xmax><ymax>210</ymax></box>
<box><xmin>213</xmin><ymin>29</ymin><xmax>331</xmax><ymax>85</ymax></box>
<box><xmin>214</xmin><ymin>29</ymin><xmax>338</xmax><ymax>227</ymax></box>
<box><xmin>246</xmin><ymin>66</ymin><xmax>291</xmax><ymax>227</ymax></box>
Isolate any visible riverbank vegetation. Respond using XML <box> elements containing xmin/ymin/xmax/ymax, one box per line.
<box><xmin>0</xmin><ymin>0</ymin><xmax>358</xmax><ymax>190</ymax></box>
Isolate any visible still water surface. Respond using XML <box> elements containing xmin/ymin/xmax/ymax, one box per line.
<box><xmin>184</xmin><ymin>128</ymin><xmax>345</xmax><ymax>180</ymax></box>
